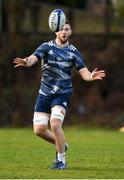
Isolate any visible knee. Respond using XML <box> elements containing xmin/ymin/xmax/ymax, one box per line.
<box><xmin>33</xmin><ymin>112</ymin><xmax>49</xmax><ymax>137</ymax></box>
<box><xmin>34</xmin><ymin>125</ymin><xmax>47</xmax><ymax>137</ymax></box>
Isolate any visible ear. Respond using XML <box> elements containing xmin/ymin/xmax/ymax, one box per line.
<box><xmin>55</xmin><ymin>32</ymin><xmax>58</xmax><ymax>36</ymax></box>
<box><xmin>69</xmin><ymin>29</ymin><xmax>72</xmax><ymax>36</ymax></box>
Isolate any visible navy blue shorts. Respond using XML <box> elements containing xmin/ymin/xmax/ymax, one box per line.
<box><xmin>34</xmin><ymin>93</ymin><xmax>72</xmax><ymax>114</ymax></box>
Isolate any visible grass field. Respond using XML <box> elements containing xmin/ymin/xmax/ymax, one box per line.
<box><xmin>0</xmin><ymin>126</ymin><xmax>124</xmax><ymax>179</ymax></box>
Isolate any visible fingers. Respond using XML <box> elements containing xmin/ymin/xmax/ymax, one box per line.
<box><xmin>96</xmin><ymin>70</ymin><xmax>105</xmax><ymax>74</ymax></box>
<box><xmin>100</xmin><ymin>71</ymin><xmax>106</xmax><ymax>77</ymax></box>
<box><xmin>14</xmin><ymin>63</ymin><xmax>24</xmax><ymax>68</ymax></box>
<box><xmin>93</xmin><ymin>68</ymin><xmax>105</xmax><ymax>73</ymax></box>
<box><xmin>92</xmin><ymin>68</ymin><xmax>106</xmax><ymax>80</ymax></box>
<box><xmin>14</xmin><ymin>64</ymin><xmax>20</xmax><ymax>68</ymax></box>
<box><xmin>95</xmin><ymin>76</ymin><xmax>104</xmax><ymax>80</ymax></box>
<box><xmin>94</xmin><ymin>69</ymin><xmax>106</xmax><ymax>76</ymax></box>
<box><xmin>13</xmin><ymin>57</ymin><xmax>26</xmax><ymax>68</ymax></box>
<box><xmin>98</xmin><ymin>71</ymin><xmax>106</xmax><ymax>76</ymax></box>
<box><xmin>13</xmin><ymin>58</ymin><xmax>23</xmax><ymax>64</ymax></box>
<box><xmin>93</xmin><ymin>69</ymin><xmax>105</xmax><ymax>73</ymax></box>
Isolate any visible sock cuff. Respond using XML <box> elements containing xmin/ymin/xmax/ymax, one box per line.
<box><xmin>58</xmin><ymin>152</ymin><xmax>65</xmax><ymax>157</ymax></box>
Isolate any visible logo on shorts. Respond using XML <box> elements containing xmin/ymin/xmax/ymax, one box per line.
<box><xmin>63</xmin><ymin>102</ymin><xmax>67</xmax><ymax>107</ymax></box>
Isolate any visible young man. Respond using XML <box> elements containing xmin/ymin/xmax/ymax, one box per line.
<box><xmin>13</xmin><ymin>21</ymin><xmax>105</xmax><ymax>170</ymax></box>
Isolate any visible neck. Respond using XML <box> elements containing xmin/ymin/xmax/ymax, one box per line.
<box><xmin>55</xmin><ymin>38</ymin><xmax>69</xmax><ymax>48</ymax></box>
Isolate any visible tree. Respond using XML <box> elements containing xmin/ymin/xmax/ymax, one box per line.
<box><xmin>104</xmin><ymin>0</ymin><xmax>114</xmax><ymax>34</ymax></box>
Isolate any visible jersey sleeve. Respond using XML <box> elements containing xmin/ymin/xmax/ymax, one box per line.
<box><xmin>74</xmin><ymin>49</ymin><xmax>86</xmax><ymax>71</ymax></box>
<box><xmin>33</xmin><ymin>43</ymin><xmax>49</xmax><ymax>61</ymax></box>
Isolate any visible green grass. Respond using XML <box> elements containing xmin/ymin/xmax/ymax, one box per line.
<box><xmin>0</xmin><ymin>127</ymin><xmax>124</xmax><ymax>179</ymax></box>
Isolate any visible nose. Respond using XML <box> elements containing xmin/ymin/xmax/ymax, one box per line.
<box><xmin>62</xmin><ymin>29</ymin><xmax>66</xmax><ymax>34</ymax></box>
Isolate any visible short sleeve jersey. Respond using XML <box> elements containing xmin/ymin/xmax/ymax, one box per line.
<box><xmin>33</xmin><ymin>40</ymin><xmax>86</xmax><ymax>96</ymax></box>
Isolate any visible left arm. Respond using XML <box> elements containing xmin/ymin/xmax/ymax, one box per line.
<box><xmin>79</xmin><ymin>67</ymin><xmax>106</xmax><ymax>81</ymax></box>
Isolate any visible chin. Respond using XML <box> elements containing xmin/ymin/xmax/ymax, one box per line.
<box><xmin>61</xmin><ymin>39</ymin><xmax>68</xmax><ymax>44</ymax></box>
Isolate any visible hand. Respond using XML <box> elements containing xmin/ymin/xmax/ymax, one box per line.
<box><xmin>91</xmin><ymin>68</ymin><xmax>106</xmax><ymax>80</ymax></box>
<box><xmin>13</xmin><ymin>57</ymin><xmax>27</xmax><ymax>68</ymax></box>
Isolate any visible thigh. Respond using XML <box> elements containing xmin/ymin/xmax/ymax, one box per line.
<box><xmin>51</xmin><ymin>93</ymin><xmax>72</xmax><ymax>110</ymax></box>
<box><xmin>33</xmin><ymin>112</ymin><xmax>50</xmax><ymax>126</ymax></box>
<box><xmin>34</xmin><ymin>93</ymin><xmax>52</xmax><ymax>114</ymax></box>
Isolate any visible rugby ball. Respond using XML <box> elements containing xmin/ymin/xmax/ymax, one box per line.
<box><xmin>48</xmin><ymin>9</ymin><xmax>66</xmax><ymax>32</ymax></box>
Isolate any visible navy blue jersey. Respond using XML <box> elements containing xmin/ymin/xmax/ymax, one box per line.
<box><xmin>33</xmin><ymin>40</ymin><xmax>86</xmax><ymax>95</ymax></box>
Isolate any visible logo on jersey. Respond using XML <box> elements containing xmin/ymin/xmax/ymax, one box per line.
<box><xmin>67</xmin><ymin>52</ymin><xmax>74</xmax><ymax>59</ymax></box>
<box><xmin>51</xmin><ymin>85</ymin><xmax>60</xmax><ymax>93</ymax></box>
<box><xmin>48</xmin><ymin>50</ymin><xmax>54</xmax><ymax>55</ymax></box>
<box><xmin>63</xmin><ymin>102</ymin><xmax>67</xmax><ymax>107</ymax></box>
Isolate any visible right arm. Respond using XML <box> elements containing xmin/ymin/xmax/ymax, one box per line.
<box><xmin>13</xmin><ymin>55</ymin><xmax>38</xmax><ymax>68</ymax></box>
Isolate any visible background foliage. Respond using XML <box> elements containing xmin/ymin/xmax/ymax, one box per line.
<box><xmin>0</xmin><ymin>0</ymin><xmax>124</xmax><ymax>128</ymax></box>
<box><xmin>0</xmin><ymin>34</ymin><xmax>124</xmax><ymax>128</ymax></box>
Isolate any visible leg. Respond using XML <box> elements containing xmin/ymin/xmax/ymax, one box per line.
<box><xmin>50</xmin><ymin>106</ymin><xmax>66</xmax><ymax>154</ymax></box>
<box><xmin>49</xmin><ymin>106</ymin><xmax>67</xmax><ymax>169</ymax></box>
<box><xmin>50</xmin><ymin>118</ymin><xmax>65</xmax><ymax>153</ymax></box>
<box><xmin>50</xmin><ymin>105</ymin><xmax>66</xmax><ymax>169</ymax></box>
<box><xmin>33</xmin><ymin>112</ymin><xmax>55</xmax><ymax>144</ymax></box>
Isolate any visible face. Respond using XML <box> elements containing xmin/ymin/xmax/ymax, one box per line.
<box><xmin>55</xmin><ymin>23</ymin><xmax>72</xmax><ymax>44</ymax></box>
